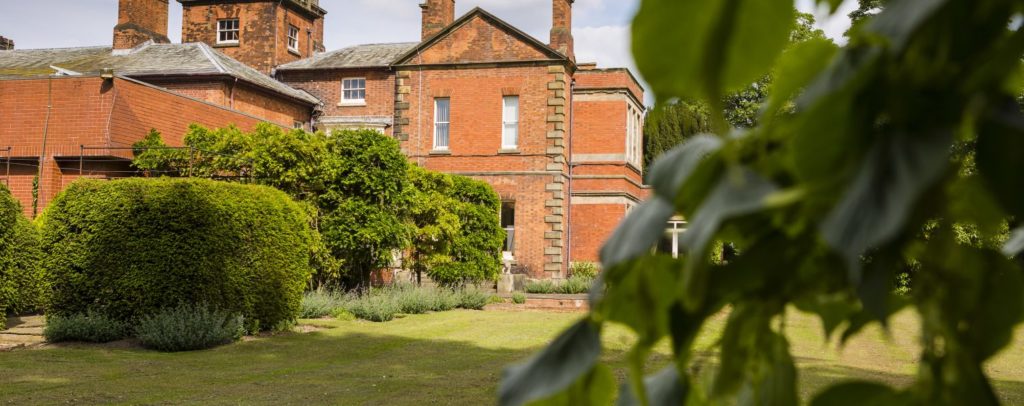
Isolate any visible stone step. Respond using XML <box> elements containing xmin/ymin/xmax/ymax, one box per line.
<box><xmin>3</xmin><ymin>327</ymin><xmax>44</xmax><ymax>336</ymax></box>
<box><xmin>0</xmin><ymin>333</ymin><xmax>45</xmax><ymax>344</ymax></box>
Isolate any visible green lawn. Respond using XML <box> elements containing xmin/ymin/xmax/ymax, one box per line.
<box><xmin>1</xmin><ymin>309</ymin><xmax>1023</xmax><ymax>404</ymax></box>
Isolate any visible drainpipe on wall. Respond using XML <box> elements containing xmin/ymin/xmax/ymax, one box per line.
<box><xmin>565</xmin><ymin>77</ymin><xmax>576</xmax><ymax>272</ymax></box>
<box><xmin>35</xmin><ymin>76</ymin><xmax>54</xmax><ymax>219</ymax></box>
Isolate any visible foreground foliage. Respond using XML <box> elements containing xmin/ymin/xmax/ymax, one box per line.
<box><xmin>0</xmin><ymin>185</ymin><xmax>44</xmax><ymax>328</ymax></box>
<box><xmin>40</xmin><ymin>178</ymin><xmax>312</xmax><ymax>331</ymax></box>
<box><xmin>500</xmin><ymin>0</ymin><xmax>1024</xmax><ymax>405</ymax></box>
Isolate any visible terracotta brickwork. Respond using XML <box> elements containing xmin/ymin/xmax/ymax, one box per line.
<box><xmin>114</xmin><ymin>0</ymin><xmax>171</xmax><ymax>49</ymax></box>
<box><xmin>279</xmin><ymin>68</ymin><xmax>396</xmax><ymax>133</ymax></box>
<box><xmin>421</xmin><ymin>0</ymin><xmax>455</xmax><ymax>40</ymax></box>
<box><xmin>0</xmin><ymin>76</ymin><xmax>289</xmax><ymax>216</ymax></box>
<box><xmin>413</xmin><ymin>15</ymin><xmax>553</xmax><ymax>65</ymax></box>
<box><xmin>180</xmin><ymin>0</ymin><xmax>325</xmax><ymax>74</ymax></box>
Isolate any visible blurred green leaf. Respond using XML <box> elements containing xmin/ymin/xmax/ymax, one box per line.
<box><xmin>810</xmin><ymin>381</ymin><xmax>901</xmax><ymax>406</ymax></box>
<box><xmin>648</xmin><ymin>135</ymin><xmax>723</xmax><ymax>201</ymax></box>
<box><xmin>499</xmin><ymin>319</ymin><xmax>603</xmax><ymax>406</ymax></box>
<box><xmin>632</xmin><ymin>0</ymin><xmax>795</xmax><ymax>102</ymax></box>
<box><xmin>529</xmin><ymin>365</ymin><xmax>617</xmax><ymax>406</ymax></box>
<box><xmin>600</xmin><ymin>199</ymin><xmax>675</xmax><ymax>269</ymax></box>
<box><xmin>821</xmin><ymin>131</ymin><xmax>953</xmax><ymax>282</ymax></box>
<box><xmin>616</xmin><ymin>366</ymin><xmax>687</xmax><ymax>406</ymax></box>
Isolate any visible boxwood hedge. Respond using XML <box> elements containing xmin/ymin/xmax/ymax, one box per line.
<box><xmin>40</xmin><ymin>178</ymin><xmax>313</xmax><ymax>331</ymax></box>
<box><xmin>0</xmin><ymin>184</ymin><xmax>44</xmax><ymax>328</ymax></box>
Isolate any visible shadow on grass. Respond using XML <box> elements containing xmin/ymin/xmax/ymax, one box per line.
<box><xmin>1</xmin><ymin>325</ymin><xmax>1024</xmax><ymax>405</ymax></box>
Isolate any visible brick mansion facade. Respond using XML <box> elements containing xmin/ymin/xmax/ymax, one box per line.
<box><xmin>0</xmin><ymin>0</ymin><xmax>646</xmax><ymax>278</ymax></box>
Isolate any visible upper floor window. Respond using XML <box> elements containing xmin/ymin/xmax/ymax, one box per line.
<box><xmin>217</xmin><ymin>19</ymin><xmax>240</xmax><ymax>45</ymax></box>
<box><xmin>341</xmin><ymin>78</ymin><xmax>366</xmax><ymax>104</ymax></box>
<box><xmin>434</xmin><ymin>98</ymin><xmax>451</xmax><ymax>150</ymax></box>
<box><xmin>287</xmin><ymin>25</ymin><xmax>299</xmax><ymax>52</ymax></box>
<box><xmin>502</xmin><ymin>96</ymin><xmax>519</xmax><ymax>149</ymax></box>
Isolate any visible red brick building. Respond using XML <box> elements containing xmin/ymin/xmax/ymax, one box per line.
<box><xmin>0</xmin><ymin>0</ymin><xmax>645</xmax><ymax>278</ymax></box>
<box><xmin>277</xmin><ymin>0</ymin><xmax>646</xmax><ymax>276</ymax></box>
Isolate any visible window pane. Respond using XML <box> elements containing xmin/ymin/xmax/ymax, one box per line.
<box><xmin>356</xmin><ymin>89</ymin><xmax>366</xmax><ymax>100</ymax></box>
<box><xmin>503</xmin><ymin>124</ymin><xmax>518</xmax><ymax>147</ymax></box>
<box><xmin>436</xmin><ymin>99</ymin><xmax>450</xmax><ymax>122</ymax></box>
<box><xmin>435</xmin><ymin>123</ymin><xmax>449</xmax><ymax>148</ymax></box>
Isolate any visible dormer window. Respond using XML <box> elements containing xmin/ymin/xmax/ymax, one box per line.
<box><xmin>217</xmin><ymin>19</ymin><xmax>240</xmax><ymax>45</ymax></box>
<box><xmin>287</xmin><ymin>25</ymin><xmax>299</xmax><ymax>52</ymax></box>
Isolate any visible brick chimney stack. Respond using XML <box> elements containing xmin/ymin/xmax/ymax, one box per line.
<box><xmin>550</xmin><ymin>0</ymin><xmax>575</xmax><ymax>61</ymax></box>
<box><xmin>0</xmin><ymin>36</ymin><xmax>13</xmax><ymax>51</ymax></box>
<box><xmin>113</xmin><ymin>0</ymin><xmax>171</xmax><ymax>50</ymax></box>
<box><xmin>421</xmin><ymin>0</ymin><xmax>455</xmax><ymax>40</ymax></box>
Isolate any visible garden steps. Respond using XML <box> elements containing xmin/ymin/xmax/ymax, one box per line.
<box><xmin>0</xmin><ymin>315</ymin><xmax>46</xmax><ymax>351</ymax></box>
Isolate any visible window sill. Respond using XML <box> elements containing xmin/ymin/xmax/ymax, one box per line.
<box><xmin>288</xmin><ymin>48</ymin><xmax>301</xmax><ymax>57</ymax></box>
<box><xmin>497</xmin><ymin>149</ymin><xmax>520</xmax><ymax>155</ymax></box>
<box><xmin>214</xmin><ymin>43</ymin><xmax>239</xmax><ymax>48</ymax></box>
<box><xmin>429</xmin><ymin>150</ymin><xmax>452</xmax><ymax>155</ymax></box>
<box><xmin>337</xmin><ymin>101</ymin><xmax>367</xmax><ymax>107</ymax></box>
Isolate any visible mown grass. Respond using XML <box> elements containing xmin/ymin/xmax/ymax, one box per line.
<box><xmin>1</xmin><ymin>309</ymin><xmax>1024</xmax><ymax>404</ymax></box>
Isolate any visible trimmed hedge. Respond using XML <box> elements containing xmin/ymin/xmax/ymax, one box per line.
<box><xmin>40</xmin><ymin>178</ymin><xmax>313</xmax><ymax>331</ymax></box>
<box><xmin>0</xmin><ymin>184</ymin><xmax>45</xmax><ymax>328</ymax></box>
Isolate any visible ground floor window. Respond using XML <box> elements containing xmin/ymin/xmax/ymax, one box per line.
<box><xmin>501</xmin><ymin>201</ymin><xmax>515</xmax><ymax>255</ymax></box>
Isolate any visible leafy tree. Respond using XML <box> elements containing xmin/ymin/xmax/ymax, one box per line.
<box><xmin>405</xmin><ymin>166</ymin><xmax>505</xmax><ymax>286</ymax></box>
<box><xmin>500</xmin><ymin>1</ymin><xmax>1024</xmax><ymax>405</ymax></box>
<box><xmin>642</xmin><ymin>101</ymin><xmax>710</xmax><ymax>172</ymax></box>
<box><xmin>643</xmin><ymin>12</ymin><xmax>828</xmax><ymax>170</ymax></box>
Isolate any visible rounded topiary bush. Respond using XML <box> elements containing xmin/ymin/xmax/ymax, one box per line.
<box><xmin>0</xmin><ymin>184</ymin><xmax>45</xmax><ymax>327</ymax></box>
<box><xmin>40</xmin><ymin>178</ymin><xmax>312</xmax><ymax>331</ymax></box>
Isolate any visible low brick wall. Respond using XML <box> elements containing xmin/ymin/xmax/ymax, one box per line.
<box><xmin>489</xmin><ymin>293</ymin><xmax>589</xmax><ymax>312</ymax></box>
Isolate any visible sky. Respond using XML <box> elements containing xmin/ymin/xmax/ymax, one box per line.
<box><xmin>0</xmin><ymin>0</ymin><xmax>859</xmax><ymax>105</ymax></box>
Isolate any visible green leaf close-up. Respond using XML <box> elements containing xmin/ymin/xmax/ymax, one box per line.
<box><xmin>501</xmin><ymin>0</ymin><xmax>1024</xmax><ymax>404</ymax></box>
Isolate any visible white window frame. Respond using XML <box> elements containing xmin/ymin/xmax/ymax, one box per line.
<box><xmin>434</xmin><ymin>98</ymin><xmax>451</xmax><ymax>151</ymax></box>
<box><xmin>340</xmin><ymin>78</ymin><xmax>366</xmax><ymax>105</ymax></box>
<box><xmin>217</xmin><ymin>19</ymin><xmax>240</xmax><ymax>45</ymax></box>
<box><xmin>502</xmin><ymin>96</ymin><xmax>519</xmax><ymax>149</ymax></box>
<box><xmin>287</xmin><ymin>25</ymin><xmax>299</xmax><ymax>52</ymax></box>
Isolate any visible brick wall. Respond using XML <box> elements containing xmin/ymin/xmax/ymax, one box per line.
<box><xmin>280</xmin><ymin>68</ymin><xmax>396</xmax><ymax>133</ymax></box>
<box><xmin>181</xmin><ymin>1</ymin><xmax>323</xmax><ymax>74</ymax></box>
<box><xmin>414</xmin><ymin>15</ymin><xmax>551</xmax><ymax>65</ymax></box>
<box><xmin>143</xmin><ymin>78</ymin><xmax>311</xmax><ymax>127</ymax></box>
<box><xmin>114</xmin><ymin>0</ymin><xmax>171</xmax><ymax>49</ymax></box>
<box><xmin>0</xmin><ymin>76</ymin><xmax>290</xmax><ymax>216</ymax></box>
<box><xmin>395</xmin><ymin>62</ymin><xmax>571</xmax><ymax>278</ymax></box>
<box><xmin>570</xmin><ymin>203</ymin><xmax>627</xmax><ymax>263</ymax></box>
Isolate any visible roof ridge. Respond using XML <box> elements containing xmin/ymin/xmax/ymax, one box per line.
<box><xmin>195</xmin><ymin>43</ymin><xmax>228</xmax><ymax>74</ymax></box>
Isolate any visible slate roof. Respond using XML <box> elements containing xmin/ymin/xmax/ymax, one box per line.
<box><xmin>275</xmin><ymin>42</ymin><xmax>418</xmax><ymax>71</ymax></box>
<box><xmin>0</xmin><ymin>42</ymin><xmax>320</xmax><ymax>104</ymax></box>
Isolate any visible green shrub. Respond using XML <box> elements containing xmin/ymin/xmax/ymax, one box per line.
<box><xmin>346</xmin><ymin>294</ymin><xmax>401</xmax><ymax>322</ymax></box>
<box><xmin>431</xmin><ymin>288</ymin><xmax>460</xmax><ymax>311</ymax></box>
<box><xmin>300</xmin><ymin>289</ymin><xmax>350</xmax><ymax>319</ymax></box>
<box><xmin>569</xmin><ymin>262</ymin><xmax>599</xmax><ymax>279</ymax></box>
<box><xmin>0</xmin><ymin>184</ymin><xmax>45</xmax><ymax>328</ymax></box>
<box><xmin>512</xmin><ymin>292</ymin><xmax>527</xmax><ymax>304</ymax></box>
<box><xmin>557</xmin><ymin>275</ymin><xmax>595</xmax><ymax>295</ymax></box>
<box><xmin>524</xmin><ymin>280</ymin><xmax>557</xmax><ymax>294</ymax></box>
<box><xmin>331</xmin><ymin>308</ymin><xmax>356</xmax><ymax>321</ymax></box>
<box><xmin>44</xmin><ymin>312</ymin><xmax>130</xmax><ymax>343</ymax></box>
<box><xmin>457</xmin><ymin>288</ymin><xmax>491</xmax><ymax>310</ymax></box>
<box><xmin>40</xmin><ymin>178</ymin><xmax>313</xmax><ymax>331</ymax></box>
<box><xmin>135</xmin><ymin>303</ymin><xmax>245</xmax><ymax>352</ymax></box>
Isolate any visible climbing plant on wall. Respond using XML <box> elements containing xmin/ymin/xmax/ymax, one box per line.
<box><xmin>499</xmin><ymin>0</ymin><xmax>1024</xmax><ymax>404</ymax></box>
